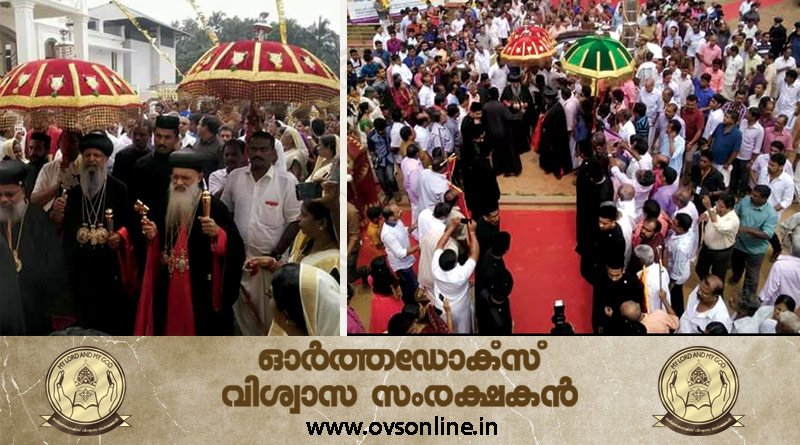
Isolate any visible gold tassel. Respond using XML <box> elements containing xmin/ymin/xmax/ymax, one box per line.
<box><xmin>110</xmin><ymin>0</ymin><xmax>184</xmax><ymax>78</ymax></box>
<box><xmin>185</xmin><ymin>0</ymin><xmax>220</xmax><ymax>45</ymax></box>
<box><xmin>276</xmin><ymin>0</ymin><xmax>287</xmax><ymax>45</ymax></box>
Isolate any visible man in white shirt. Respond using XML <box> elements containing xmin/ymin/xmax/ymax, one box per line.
<box><xmin>610</xmin><ymin>162</ymin><xmax>655</xmax><ymax>217</ymax></box>
<box><xmin>417</xmin><ymin>159</ymin><xmax>450</xmax><ymax>213</ymax></box>
<box><xmin>179</xmin><ymin>116</ymin><xmax>196</xmax><ymax>149</ymax></box>
<box><xmin>401</xmin><ymin>143</ymin><xmax>423</xmax><ymax>228</ymax></box>
<box><xmin>432</xmin><ymin>219</ymin><xmax>479</xmax><ymax>333</ymax></box>
<box><xmin>221</xmin><ymin>131</ymin><xmax>301</xmax><ymax>335</ymax></box>
<box><xmin>488</xmin><ymin>60</ymin><xmax>509</xmax><ymax>93</ymax></box>
<box><xmin>775</xmin><ymin>69</ymin><xmax>800</xmax><ymax>118</ymax></box>
<box><xmin>636</xmin><ymin>52</ymin><xmax>658</xmax><ymax>84</ymax></box>
<box><xmin>389</xmin><ymin>55</ymin><xmax>413</xmax><ymax>85</ymax></box>
<box><xmin>380</xmin><ymin>203</ymin><xmax>419</xmax><ymax>304</ymax></box>
<box><xmin>702</xmin><ymin>95</ymin><xmax>726</xmax><ymax>139</ymax></box>
<box><xmin>31</xmin><ymin>131</ymin><xmax>81</xmax><ymax>212</ymax></box>
<box><xmin>474</xmin><ymin>43</ymin><xmax>492</xmax><ymax>74</ymax></box>
<box><xmin>633</xmin><ymin>245</ymin><xmax>670</xmax><ymax>313</ymax></box>
<box><xmin>678</xmin><ymin>275</ymin><xmax>733</xmax><ymax>333</ymax></box>
<box><xmin>757</xmin><ymin>153</ymin><xmax>795</xmax><ymax>221</ymax></box>
<box><xmin>418</xmin><ymin>74</ymin><xmax>435</xmax><ymax>109</ymax></box>
<box><xmin>722</xmin><ymin>46</ymin><xmax>744</xmax><ymax>100</ymax></box>
<box><xmin>492</xmin><ymin>13</ymin><xmax>510</xmax><ymax>44</ymax></box>
<box><xmin>429</xmin><ymin>110</ymin><xmax>454</xmax><ymax>156</ymax></box>
<box><xmin>773</xmin><ymin>48</ymin><xmax>796</xmax><ymax>92</ymax></box>
<box><xmin>638</xmin><ymin>79</ymin><xmax>663</xmax><ymax>146</ymax></box>
<box><xmin>413</xmin><ymin>112</ymin><xmax>432</xmax><ymax>154</ymax></box>
<box><xmin>209</xmin><ymin>139</ymin><xmax>247</xmax><ymax>196</ymax></box>
<box><xmin>758</xmin><ymin>239</ymin><xmax>800</xmax><ymax>306</ymax></box>
<box><xmin>666</xmin><ymin>213</ymin><xmax>696</xmax><ymax>313</ymax></box>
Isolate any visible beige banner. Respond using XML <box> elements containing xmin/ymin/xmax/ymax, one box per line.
<box><xmin>1</xmin><ymin>337</ymin><xmax>797</xmax><ymax>443</ymax></box>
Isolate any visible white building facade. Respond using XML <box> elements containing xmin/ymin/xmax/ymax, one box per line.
<box><xmin>0</xmin><ymin>0</ymin><xmax>182</xmax><ymax>95</ymax></box>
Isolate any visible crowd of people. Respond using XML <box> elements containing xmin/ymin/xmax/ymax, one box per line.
<box><xmin>0</xmin><ymin>100</ymin><xmax>341</xmax><ymax>336</ymax></box>
<box><xmin>346</xmin><ymin>0</ymin><xmax>800</xmax><ymax>335</ymax></box>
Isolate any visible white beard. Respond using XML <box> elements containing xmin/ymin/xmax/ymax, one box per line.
<box><xmin>0</xmin><ymin>199</ymin><xmax>26</xmax><ymax>224</ymax></box>
<box><xmin>79</xmin><ymin>163</ymin><xmax>107</xmax><ymax>199</ymax></box>
<box><xmin>166</xmin><ymin>183</ymin><xmax>201</xmax><ymax>234</ymax></box>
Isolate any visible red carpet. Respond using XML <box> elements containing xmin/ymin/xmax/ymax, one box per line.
<box><xmin>502</xmin><ymin>210</ymin><xmax>592</xmax><ymax>334</ymax></box>
<box><xmin>355</xmin><ymin>208</ymin><xmax>593</xmax><ymax>334</ymax></box>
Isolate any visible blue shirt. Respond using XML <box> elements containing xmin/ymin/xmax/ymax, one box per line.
<box><xmin>791</xmin><ymin>34</ymin><xmax>800</xmax><ymax>62</ymax></box>
<box><xmin>734</xmin><ymin>196</ymin><xmax>778</xmax><ymax>255</ymax></box>
<box><xmin>367</xmin><ymin>128</ymin><xmax>393</xmax><ymax>167</ymax></box>
<box><xmin>403</xmin><ymin>56</ymin><xmax>424</xmax><ymax>71</ymax></box>
<box><xmin>692</xmin><ymin>78</ymin><xmax>714</xmax><ymax>108</ymax></box>
<box><xmin>710</xmin><ymin>125</ymin><xmax>741</xmax><ymax>165</ymax></box>
<box><xmin>361</xmin><ymin>62</ymin><xmax>380</xmax><ymax>79</ymax></box>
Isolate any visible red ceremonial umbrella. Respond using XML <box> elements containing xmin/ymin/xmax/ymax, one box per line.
<box><xmin>0</xmin><ymin>58</ymin><xmax>140</xmax><ymax>131</ymax></box>
<box><xmin>501</xmin><ymin>26</ymin><xmax>556</xmax><ymax>66</ymax></box>
<box><xmin>177</xmin><ymin>40</ymin><xmax>339</xmax><ymax>104</ymax></box>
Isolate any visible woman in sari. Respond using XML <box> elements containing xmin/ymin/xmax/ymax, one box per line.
<box><xmin>347</xmin><ymin>128</ymin><xmax>381</xmax><ymax>221</ymax></box>
<box><xmin>268</xmin><ymin>263</ymin><xmax>339</xmax><ymax>336</ymax></box>
<box><xmin>390</xmin><ymin>75</ymin><xmax>416</xmax><ymax>120</ymax></box>
<box><xmin>249</xmin><ymin>200</ymin><xmax>339</xmax><ymax>280</ymax></box>
<box><xmin>307</xmin><ymin>134</ymin><xmax>337</xmax><ymax>184</ymax></box>
<box><xmin>281</xmin><ymin>126</ymin><xmax>309</xmax><ymax>182</ymax></box>
<box><xmin>367</xmin><ymin>256</ymin><xmax>404</xmax><ymax>334</ymax></box>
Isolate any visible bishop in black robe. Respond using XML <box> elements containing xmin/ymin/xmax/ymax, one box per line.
<box><xmin>501</xmin><ymin>73</ymin><xmax>535</xmax><ymax>155</ymax></box>
<box><xmin>538</xmin><ymin>87</ymin><xmax>572</xmax><ymax>177</ymax></box>
<box><xmin>136</xmin><ymin>151</ymin><xmax>245</xmax><ymax>336</ymax></box>
<box><xmin>59</xmin><ymin>134</ymin><xmax>135</xmax><ymax>335</ymax></box>
<box><xmin>482</xmin><ymin>88</ymin><xmax>522</xmax><ymax>176</ymax></box>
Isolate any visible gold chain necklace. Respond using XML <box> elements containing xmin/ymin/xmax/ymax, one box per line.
<box><xmin>5</xmin><ymin>204</ymin><xmax>27</xmax><ymax>273</ymax></box>
<box><xmin>162</xmin><ymin>197</ymin><xmax>200</xmax><ymax>276</ymax></box>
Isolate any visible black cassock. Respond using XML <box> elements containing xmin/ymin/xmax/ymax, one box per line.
<box><xmin>128</xmin><ymin>151</ymin><xmax>172</xmax><ymax>273</ymax></box>
<box><xmin>583</xmin><ymin>224</ymin><xmax>626</xmax><ymax>287</ymax></box>
<box><xmin>501</xmin><ymin>85</ymin><xmax>535</xmax><ymax>155</ymax></box>
<box><xmin>476</xmin><ymin>289</ymin><xmax>512</xmax><ymax>335</ymax></box>
<box><xmin>459</xmin><ymin>118</ymin><xmax>484</xmax><ymax>176</ymax></box>
<box><xmin>0</xmin><ymin>236</ymin><xmax>25</xmax><ymax>334</ymax></box>
<box><xmin>62</xmin><ymin>177</ymin><xmax>134</xmax><ymax>335</ymax></box>
<box><xmin>4</xmin><ymin>204</ymin><xmax>70</xmax><ymax>334</ymax></box>
<box><xmin>482</xmin><ymin>99</ymin><xmax>522</xmax><ymax>176</ymax></box>
<box><xmin>538</xmin><ymin>102</ymin><xmax>572</xmax><ymax>175</ymax></box>
<box><xmin>145</xmin><ymin>196</ymin><xmax>245</xmax><ymax>335</ymax></box>
<box><xmin>592</xmin><ymin>273</ymin><xmax>644</xmax><ymax>334</ymax></box>
<box><xmin>463</xmin><ymin>156</ymin><xmax>500</xmax><ymax>219</ymax></box>
<box><xmin>575</xmin><ymin>160</ymin><xmax>614</xmax><ymax>259</ymax></box>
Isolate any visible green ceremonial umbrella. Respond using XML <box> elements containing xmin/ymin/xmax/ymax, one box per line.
<box><xmin>560</xmin><ymin>35</ymin><xmax>634</xmax><ymax>81</ymax></box>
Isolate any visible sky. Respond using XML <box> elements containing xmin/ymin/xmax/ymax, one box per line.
<box><xmin>86</xmin><ymin>0</ymin><xmax>341</xmax><ymax>33</ymax></box>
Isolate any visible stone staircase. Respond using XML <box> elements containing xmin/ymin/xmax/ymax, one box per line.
<box><xmin>347</xmin><ymin>24</ymin><xmax>377</xmax><ymax>49</ymax></box>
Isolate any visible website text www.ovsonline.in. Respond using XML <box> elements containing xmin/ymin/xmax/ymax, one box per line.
<box><xmin>306</xmin><ymin>416</ymin><xmax>498</xmax><ymax>437</ymax></box>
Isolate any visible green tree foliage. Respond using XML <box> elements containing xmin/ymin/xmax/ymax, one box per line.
<box><xmin>173</xmin><ymin>13</ymin><xmax>339</xmax><ymax>78</ymax></box>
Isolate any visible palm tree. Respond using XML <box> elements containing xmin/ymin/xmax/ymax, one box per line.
<box><xmin>207</xmin><ymin>11</ymin><xmax>227</xmax><ymax>34</ymax></box>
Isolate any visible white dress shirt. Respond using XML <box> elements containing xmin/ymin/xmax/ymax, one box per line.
<box><xmin>380</xmin><ymin>220</ymin><xmax>416</xmax><ymax>271</ymax></box>
<box><xmin>758</xmin><ymin>255</ymin><xmax>800</xmax><ymax>306</ymax></box>
<box><xmin>737</xmin><ymin>120</ymin><xmax>764</xmax><ymax>161</ymax></box>
<box><xmin>666</xmin><ymin>230</ymin><xmax>697</xmax><ymax>285</ymax></box>
<box><xmin>208</xmin><ymin>168</ymin><xmax>228</xmax><ymax>195</ymax></box>
<box><xmin>678</xmin><ymin>288</ymin><xmax>733</xmax><ymax>333</ymax></box>
<box><xmin>432</xmin><ymin>248</ymin><xmax>476</xmax><ymax>334</ymax></box>
<box><xmin>221</xmin><ymin>164</ymin><xmax>301</xmax><ymax>256</ymax></box>
<box><xmin>418</xmin><ymin>85</ymin><xmax>435</xmax><ymax>108</ymax></box>
<box><xmin>703</xmin><ymin>109</ymin><xmax>724</xmax><ymax>139</ymax></box>
<box><xmin>776</xmin><ymin>80</ymin><xmax>800</xmax><ymax>120</ymax></box>
<box><xmin>416</xmin><ymin>169</ymin><xmax>449</xmax><ymax>213</ymax></box>
<box><xmin>758</xmin><ymin>171</ymin><xmax>795</xmax><ymax>218</ymax></box>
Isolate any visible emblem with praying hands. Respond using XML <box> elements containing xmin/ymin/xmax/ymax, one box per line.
<box><xmin>667</xmin><ymin>365</ymin><xmax>731</xmax><ymax>423</ymax></box>
<box><xmin>53</xmin><ymin>365</ymin><xmax>118</xmax><ymax>422</ymax></box>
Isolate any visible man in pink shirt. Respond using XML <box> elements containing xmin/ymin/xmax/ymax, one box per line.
<box><xmin>704</xmin><ymin>59</ymin><xmax>724</xmax><ymax>93</ymax></box>
<box><xmin>762</xmin><ymin>114</ymin><xmax>793</xmax><ymax>153</ymax></box>
<box><xmin>697</xmin><ymin>34</ymin><xmax>721</xmax><ymax>74</ymax></box>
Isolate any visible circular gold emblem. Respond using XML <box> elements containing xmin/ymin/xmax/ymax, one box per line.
<box><xmin>658</xmin><ymin>346</ymin><xmax>739</xmax><ymax>427</ymax></box>
<box><xmin>44</xmin><ymin>347</ymin><xmax>127</xmax><ymax>435</ymax></box>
